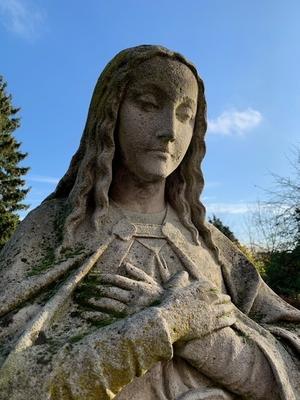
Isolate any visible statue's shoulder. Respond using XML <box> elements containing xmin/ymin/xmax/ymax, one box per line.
<box><xmin>207</xmin><ymin>222</ymin><xmax>257</xmax><ymax>272</ymax></box>
<box><xmin>0</xmin><ymin>198</ymin><xmax>67</xmax><ymax>282</ymax></box>
<box><xmin>0</xmin><ymin>198</ymin><xmax>66</xmax><ymax>257</ymax></box>
<box><xmin>207</xmin><ymin>222</ymin><xmax>241</xmax><ymax>259</ymax></box>
<box><xmin>206</xmin><ymin>222</ymin><xmax>262</xmax><ymax>313</ymax></box>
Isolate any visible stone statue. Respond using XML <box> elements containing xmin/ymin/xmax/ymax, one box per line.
<box><xmin>0</xmin><ymin>45</ymin><xmax>299</xmax><ymax>400</ymax></box>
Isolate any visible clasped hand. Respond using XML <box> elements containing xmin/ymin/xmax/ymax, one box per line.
<box><xmin>76</xmin><ymin>262</ymin><xmax>236</xmax><ymax>338</ymax></box>
<box><xmin>79</xmin><ymin>262</ymin><xmax>165</xmax><ymax>316</ymax></box>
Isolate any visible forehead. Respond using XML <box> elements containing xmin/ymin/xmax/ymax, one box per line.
<box><xmin>127</xmin><ymin>56</ymin><xmax>198</xmax><ymax>101</ymax></box>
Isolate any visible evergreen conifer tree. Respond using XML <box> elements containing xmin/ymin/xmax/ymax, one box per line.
<box><xmin>0</xmin><ymin>76</ymin><xmax>29</xmax><ymax>249</ymax></box>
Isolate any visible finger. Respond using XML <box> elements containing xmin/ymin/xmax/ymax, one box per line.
<box><xmin>87</xmin><ymin>297</ymin><xmax>128</xmax><ymax>314</ymax></box>
<box><xmin>213</xmin><ymin>293</ymin><xmax>232</xmax><ymax>305</ymax></box>
<box><xmin>215</xmin><ymin>315</ymin><xmax>236</xmax><ymax>330</ymax></box>
<box><xmin>101</xmin><ymin>274</ymin><xmax>140</xmax><ymax>290</ymax></box>
<box><xmin>80</xmin><ymin>310</ymin><xmax>113</xmax><ymax>322</ymax></box>
<box><xmin>97</xmin><ymin>286</ymin><xmax>132</xmax><ymax>303</ymax></box>
<box><xmin>166</xmin><ymin>271</ymin><xmax>189</xmax><ymax>290</ymax></box>
<box><xmin>124</xmin><ymin>262</ymin><xmax>156</xmax><ymax>284</ymax></box>
<box><xmin>215</xmin><ymin>303</ymin><xmax>235</xmax><ymax>318</ymax></box>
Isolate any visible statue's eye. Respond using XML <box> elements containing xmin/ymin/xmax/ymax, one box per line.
<box><xmin>176</xmin><ymin>105</ymin><xmax>194</xmax><ymax>122</ymax></box>
<box><xmin>137</xmin><ymin>95</ymin><xmax>159</xmax><ymax>111</ymax></box>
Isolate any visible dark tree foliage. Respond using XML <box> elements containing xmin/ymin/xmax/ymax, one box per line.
<box><xmin>293</xmin><ymin>207</ymin><xmax>300</xmax><ymax>245</ymax></box>
<box><xmin>263</xmin><ymin>209</ymin><xmax>300</xmax><ymax>306</ymax></box>
<box><xmin>208</xmin><ymin>214</ymin><xmax>239</xmax><ymax>244</ymax></box>
<box><xmin>264</xmin><ymin>246</ymin><xmax>300</xmax><ymax>298</ymax></box>
<box><xmin>0</xmin><ymin>76</ymin><xmax>29</xmax><ymax>250</ymax></box>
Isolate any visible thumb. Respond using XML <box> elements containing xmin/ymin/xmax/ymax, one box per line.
<box><xmin>165</xmin><ymin>271</ymin><xmax>189</xmax><ymax>290</ymax></box>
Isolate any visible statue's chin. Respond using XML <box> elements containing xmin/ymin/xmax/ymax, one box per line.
<box><xmin>130</xmin><ymin>156</ymin><xmax>178</xmax><ymax>183</ymax></box>
<box><xmin>132</xmin><ymin>166</ymin><xmax>174</xmax><ymax>183</ymax></box>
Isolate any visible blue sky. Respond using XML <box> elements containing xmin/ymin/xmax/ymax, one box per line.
<box><xmin>1</xmin><ymin>0</ymin><xmax>299</xmax><ymax>242</ymax></box>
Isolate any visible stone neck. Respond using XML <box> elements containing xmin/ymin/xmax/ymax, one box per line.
<box><xmin>110</xmin><ymin>199</ymin><xmax>167</xmax><ymax>225</ymax></box>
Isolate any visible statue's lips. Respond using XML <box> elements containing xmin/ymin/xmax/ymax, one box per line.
<box><xmin>147</xmin><ymin>149</ymin><xmax>171</xmax><ymax>159</ymax></box>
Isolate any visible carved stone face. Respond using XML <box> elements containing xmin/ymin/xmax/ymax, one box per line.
<box><xmin>117</xmin><ymin>56</ymin><xmax>198</xmax><ymax>182</ymax></box>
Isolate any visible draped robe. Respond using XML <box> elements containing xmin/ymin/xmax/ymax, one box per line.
<box><xmin>0</xmin><ymin>199</ymin><xmax>299</xmax><ymax>399</ymax></box>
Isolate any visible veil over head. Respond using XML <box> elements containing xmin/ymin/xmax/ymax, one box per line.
<box><xmin>44</xmin><ymin>45</ymin><xmax>215</xmax><ymax>253</ymax></box>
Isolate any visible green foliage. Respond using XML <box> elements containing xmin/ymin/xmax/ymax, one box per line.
<box><xmin>264</xmin><ymin>246</ymin><xmax>300</xmax><ymax>299</ymax></box>
<box><xmin>293</xmin><ymin>207</ymin><xmax>300</xmax><ymax>246</ymax></box>
<box><xmin>0</xmin><ymin>76</ymin><xmax>29</xmax><ymax>249</ymax></box>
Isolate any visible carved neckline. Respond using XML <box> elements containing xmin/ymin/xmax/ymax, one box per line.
<box><xmin>110</xmin><ymin>199</ymin><xmax>168</xmax><ymax>226</ymax></box>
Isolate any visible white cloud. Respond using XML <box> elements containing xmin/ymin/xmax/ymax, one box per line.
<box><xmin>207</xmin><ymin>108</ymin><xmax>262</xmax><ymax>136</ymax></box>
<box><xmin>27</xmin><ymin>175</ymin><xmax>59</xmax><ymax>184</ymax></box>
<box><xmin>205</xmin><ymin>202</ymin><xmax>255</xmax><ymax>215</ymax></box>
<box><xmin>0</xmin><ymin>0</ymin><xmax>45</xmax><ymax>40</ymax></box>
<box><xmin>205</xmin><ymin>201</ymin><xmax>288</xmax><ymax>217</ymax></box>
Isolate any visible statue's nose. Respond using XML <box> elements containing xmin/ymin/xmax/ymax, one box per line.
<box><xmin>156</xmin><ymin>129</ymin><xmax>175</xmax><ymax>143</ymax></box>
<box><xmin>156</xmin><ymin>108</ymin><xmax>176</xmax><ymax>143</ymax></box>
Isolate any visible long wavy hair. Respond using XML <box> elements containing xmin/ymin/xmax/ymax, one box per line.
<box><xmin>45</xmin><ymin>45</ymin><xmax>220</xmax><ymax>261</ymax></box>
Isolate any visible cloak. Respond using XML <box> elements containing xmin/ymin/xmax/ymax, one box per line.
<box><xmin>0</xmin><ymin>198</ymin><xmax>299</xmax><ymax>399</ymax></box>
